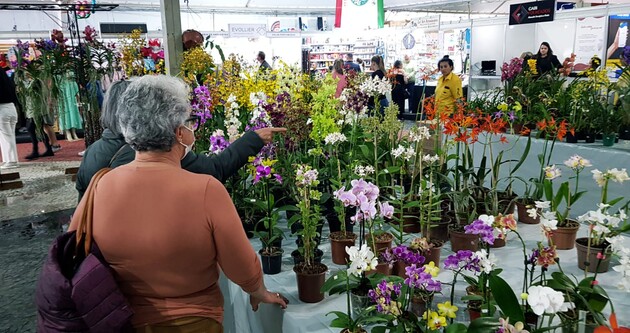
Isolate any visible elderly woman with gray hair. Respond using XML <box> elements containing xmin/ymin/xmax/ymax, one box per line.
<box><xmin>75</xmin><ymin>79</ymin><xmax>285</xmax><ymax>201</ymax></box>
<box><xmin>69</xmin><ymin>75</ymin><xmax>287</xmax><ymax>332</ymax></box>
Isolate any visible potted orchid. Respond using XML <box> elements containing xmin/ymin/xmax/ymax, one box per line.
<box><xmin>531</xmin><ymin>155</ymin><xmax>591</xmax><ymax>250</ymax></box>
<box><xmin>574</xmin><ymin>167</ymin><xmax>630</xmax><ymax>273</ymax></box>
<box><xmin>249</xmin><ymin>157</ymin><xmax>285</xmax><ymax>275</ymax></box>
<box><xmin>292</xmin><ymin>164</ymin><xmax>328</xmax><ymax>303</ymax></box>
<box><xmin>334</xmin><ymin>179</ymin><xmax>395</xmax><ymax>256</ymax></box>
<box><xmin>324</xmin><ymin>245</ymin><xmax>388</xmax><ymax>333</ymax></box>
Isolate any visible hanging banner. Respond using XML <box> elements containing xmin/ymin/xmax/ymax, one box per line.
<box><xmin>606</xmin><ymin>14</ymin><xmax>630</xmax><ymax>67</ymax></box>
<box><xmin>338</xmin><ymin>0</ymin><xmax>378</xmax><ymax>31</ymax></box>
<box><xmin>228</xmin><ymin>24</ymin><xmax>266</xmax><ymax>38</ymax></box>
<box><xmin>573</xmin><ymin>16</ymin><xmax>606</xmax><ymax>71</ymax></box>
<box><xmin>509</xmin><ymin>0</ymin><xmax>555</xmax><ymax>26</ymax></box>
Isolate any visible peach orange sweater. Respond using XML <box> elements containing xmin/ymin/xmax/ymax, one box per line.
<box><xmin>69</xmin><ymin>156</ymin><xmax>262</xmax><ymax>327</ymax></box>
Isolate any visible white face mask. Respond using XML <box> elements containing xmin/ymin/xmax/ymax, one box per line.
<box><xmin>180</xmin><ymin>125</ymin><xmax>195</xmax><ymax>159</ymax></box>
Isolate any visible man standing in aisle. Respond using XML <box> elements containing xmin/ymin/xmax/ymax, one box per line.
<box><xmin>344</xmin><ymin>53</ymin><xmax>361</xmax><ymax>73</ymax></box>
<box><xmin>257</xmin><ymin>51</ymin><xmax>272</xmax><ymax>72</ymax></box>
<box><xmin>403</xmin><ymin>54</ymin><xmax>418</xmax><ymax>113</ymax></box>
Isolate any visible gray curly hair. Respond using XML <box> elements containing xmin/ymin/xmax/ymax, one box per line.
<box><xmin>117</xmin><ymin>75</ymin><xmax>190</xmax><ymax>152</ymax></box>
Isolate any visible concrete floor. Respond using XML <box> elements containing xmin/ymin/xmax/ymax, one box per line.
<box><xmin>1</xmin><ymin>161</ymin><xmax>81</xmax><ymax>222</ymax></box>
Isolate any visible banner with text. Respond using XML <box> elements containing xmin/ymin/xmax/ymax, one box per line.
<box><xmin>574</xmin><ymin>16</ymin><xmax>606</xmax><ymax>71</ymax></box>
<box><xmin>509</xmin><ymin>0</ymin><xmax>555</xmax><ymax>26</ymax></box>
<box><xmin>338</xmin><ymin>0</ymin><xmax>378</xmax><ymax>31</ymax></box>
<box><xmin>228</xmin><ymin>24</ymin><xmax>267</xmax><ymax>38</ymax></box>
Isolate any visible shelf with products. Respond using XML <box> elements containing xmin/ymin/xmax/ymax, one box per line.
<box><xmin>304</xmin><ymin>38</ymin><xmax>382</xmax><ymax>73</ymax></box>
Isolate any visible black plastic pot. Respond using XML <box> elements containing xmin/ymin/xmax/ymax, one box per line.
<box><xmin>259</xmin><ymin>248</ymin><xmax>284</xmax><ymax>275</ymax></box>
<box><xmin>291</xmin><ymin>248</ymin><xmax>324</xmax><ymax>266</ymax></box>
<box><xmin>584</xmin><ymin>132</ymin><xmax>596</xmax><ymax>143</ymax></box>
<box><xmin>565</xmin><ymin>131</ymin><xmax>578</xmax><ymax>143</ymax></box>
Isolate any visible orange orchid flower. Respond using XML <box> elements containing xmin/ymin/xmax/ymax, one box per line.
<box><xmin>594</xmin><ymin>313</ymin><xmax>630</xmax><ymax>333</ymax></box>
<box><xmin>537</xmin><ymin>119</ymin><xmax>547</xmax><ymax>131</ymax></box>
<box><xmin>520</xmin><ymin>127</ymin><xmax>531</xmax><ymax>136</ymax></box>
<box><xmin>500</xmin><ymin>136</ymin><xmax>508</xmax><ymax>144</ymax></box>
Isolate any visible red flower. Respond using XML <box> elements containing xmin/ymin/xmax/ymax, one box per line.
<box><xmin>594</xmin><ymin>313</ymin><xmax>630</xmax><ymax>333</ymax></box>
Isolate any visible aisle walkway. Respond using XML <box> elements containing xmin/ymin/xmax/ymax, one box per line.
<box><xmin>15</xmin><ymin>139</ymin><xmax>85</xmax><ymax>163</ymax></box>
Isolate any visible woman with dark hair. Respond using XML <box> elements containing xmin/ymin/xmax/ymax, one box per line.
<box><xmin>435</xmin><ymin>55</ymin><xmax>463</xmax><ymax>114</ymax></box>
<box><xmin>534</xmin><ymin>42</ymin><xmax>561</xmax><ymax>74</ymax></box>
<box><xmin>368</xmin><ymin>55</ymin><xmax>389</xmax><ymax>115</ymax></box>
<box><xmin>332</xmin><ymin>58</ymin><xmax>347</xmax><ymax>98</ymax></box>
<box><xmin>390</xmin><ymin>60</ymin><xmax>408</xmax><ymax>119</ymax></box>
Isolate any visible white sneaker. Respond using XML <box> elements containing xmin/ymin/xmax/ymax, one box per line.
<box><xmin>0</xmin><ymin>162</ymin><xmax>19</xmax><ymax>169</ymax></box>
<box><xmin>52</xmin><ymin>145</ymin><xmax>62</xmax><ymax>152</ymax></box>
<box><xmin>78</xmin><ymin>150</ymin><xmax>85</xmax><ymax>157</ymax></box>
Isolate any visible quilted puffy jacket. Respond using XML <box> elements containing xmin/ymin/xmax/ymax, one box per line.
<box><xmin>36</xmin><ymin>231</ymin><xmax>133</xmax><ymax>332</ymax></box>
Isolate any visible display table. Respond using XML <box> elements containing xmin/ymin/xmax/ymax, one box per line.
<box><xmin>467</xmin><ymin>133</ymin><xmax>630</xmax><ymax>217</ymax></box>
<box><xmin>220</xmin><ymin>219</ymin><xmax>630</xmax><ymax>333</ymax></box>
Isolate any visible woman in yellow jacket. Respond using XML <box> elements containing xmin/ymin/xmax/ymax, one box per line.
<box><xmin>435</xmin><ymin>55</ymin><xmax>463</xmax><ymax>114</ymax></box>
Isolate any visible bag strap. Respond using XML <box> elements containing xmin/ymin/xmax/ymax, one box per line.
<box><xmin>108</xmin><ymin>144</ymin><xmax>129</xmax><ymax>168</ymax></box>
<box><xmin>75</xmin><ymin>167</ymin><xmax>111</xmax><ymax>255</ymax></box>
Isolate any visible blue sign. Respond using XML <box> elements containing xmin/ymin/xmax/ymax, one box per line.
<box><xmin>351</xmin><ymin>0</ymin><xmax>368</xmax><ymax>6</ymax></box>
<box><xmin>403</xmin><ymin>33</ymin><xmax>415</xmax><ymax>50</ymax></box>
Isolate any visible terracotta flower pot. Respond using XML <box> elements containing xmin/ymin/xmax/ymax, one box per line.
<box><xmin>490</xmin><ymin>237</ymin><xmax>506</xmax><ymax>248</ymax></box>
<box><xmin>575</xmin><ymin>237</ymin><xmax>612</xmax><ymax>273</ymax></box>
<box><xmin>401</xmin><ymin>208</ymin><xmax>421</xmax><ymax>233</ymax></box>
<box><xmin>329</xmin><ymin>232</ymin><xmax>357</xmax><ymax>265</ymax></box>
<box><xmin>410</xmin><ymin>293</ymin><xmax>433</xmax><ymax>317</ymax></box>
<box><xmin>421</xmin><ymin>216</ymin><xmax>451</xmax><ymax>243</ymax></box>
<box><xmin>367</xmin><ymin>232</ymin><xmax>393</xmax><ymax>255</ymax></box>
<box><xmin>449</xmin><ymin>228</ymin><xmax>479</xmax><ymax>252</ymax></box>
<box><xmin>394</xmin><ymin>260</ymin><xmax>409</xmax><ymax>278</ymax></box>
<box><xmin>515</xmin><ymin>201</ymin><xmax>540</xmax><ymax>224</ymax></box>
<box><xmin>294</xmin><ymin>262</ymin><xmax>327</xmax><ymax>303</ymax></box>
<box><xmin>367</xmin><ymin>262</ymin><xmax>393</xmax><ymax>276</ymax></box>
<box><xmin>549</xmin><ymin>221</ymin><xmax>579</xmax><ymax>250</ymax></box>
<box><xmin>422</xmin><ymin>242</ymin><xmax>443</xmax><ymax>267</ymax></box>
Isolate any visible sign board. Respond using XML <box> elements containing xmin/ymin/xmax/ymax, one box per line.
<box><xmin>606</xmin><ymin>14</ymin><xmax>630</xmax><ymax>67</ymax></box>
<box><xmin>228</xmin><ymin>24</ymin><xmax>266</xmax><ymax>38</ymax></box>
<box><xmin>207</xmin><ymin>31</ymin><xmax>230</xmax><ymax>38</ymax></box>
<box><xmin>573</xmin><ymin>16</ymin><xmax>606</xmax><ymax>71</ymax></box>
<box><xmin>412</xmin><ymin>16</ymin><xmax>440</xmax><ymax>30</ymax></box>
<box><xmin>266</xmin><ymin>31</ymin><xmax>301</xmax><ymax>38</ymax></box>
<box><xmin>402</xmin><ymin>33</ymin><xmax>416</xmax><ymax>49</ymax></box>
<box><xmin>509</xmin><ymin>0</ymin><xmax>555</xmax><ymax>25</ymax></box>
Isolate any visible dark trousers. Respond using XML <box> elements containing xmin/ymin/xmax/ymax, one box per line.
<box><xmin>26</xmin><ymin>118</ymin><xmax>51</xmax><ymax>154</ymax></box>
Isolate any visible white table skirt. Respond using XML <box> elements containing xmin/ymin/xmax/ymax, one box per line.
<box><xmin>219</xmin><ymin>221</ymin><xmax>630</xmax><ymax>333</ymax></box>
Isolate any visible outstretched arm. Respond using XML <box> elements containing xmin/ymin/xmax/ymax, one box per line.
<box><xmin>181</xmin><ymin>128</ymin><xmax>286</xmax><ymax>182</ymax></box>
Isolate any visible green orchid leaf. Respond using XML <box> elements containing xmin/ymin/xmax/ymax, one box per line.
<box><xmin>467</xmin><ymin>317</ymin><xmax>501</xmax><ymax>333</ymax></box>
<box><xmin>488</xmin><ymin>274</ymin><xmax>525</xmax><ymax>323</ymax></box>
<box><xmin>446</xmin><ymin>323</ymin><xmax>468</xmax><ymax>333</ymax></box>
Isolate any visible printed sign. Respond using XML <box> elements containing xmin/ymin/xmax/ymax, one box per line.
<box><xmin>606</xmin><ymin>15</ymin><xmax>630</xmax><ymax>66</ymax></box>
<box><xmin>403</xmin><ymin>33</ymin><xmax>416</xmax><ymax>49</ymax></box>
<box><xmin>573</xmin><ymin>16</ymin><xmax>606</xmax><ymax>71</ymax></box>
<box><xmin>509</xmin><ymin>0</ymin><xmax>555</xmax><ymax>25</ymax></box>
<box><xmin>228</xmin><ymin>24</ymin><xmax>266</xmax><ymax>38</ymax></box>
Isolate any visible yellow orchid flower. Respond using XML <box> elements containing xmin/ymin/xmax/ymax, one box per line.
<box><xmin>437</xmin><ymin>301</ymin><xmax>458</xmax><ymax>319</ymax></box>
<box><xmin>498</xmin><ymin>102</ymin><xmax>509</xmax><ymax>112</ymax></box>
<box><xmin>424</xmin><ymin>261</ymin><xmax>440</xmax><ymax>277</ymax></box>
<box><xmin>423</xmin><ymin>310</ymin><xmax>447</xmax><ymax>330</ymax></box>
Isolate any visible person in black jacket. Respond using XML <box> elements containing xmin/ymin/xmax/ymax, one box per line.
<box><xmin>0</xmin><ymin>68</ymin><xmax>19</xmax><ymax>169</ymax></box>
<box><xmin>75</xmin><ymin>79</ymin><xmax>285</xmax><ymax>200</ymax></box>
<box><xmin>534</xmin><ymin>42</ymin><xmax>561</xmax><ymax>75</ymax></box>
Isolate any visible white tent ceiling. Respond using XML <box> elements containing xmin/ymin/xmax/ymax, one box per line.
<box><xmin>0</xmin><ymin>0</ymin><xmax>627</xmax><ymax>15</ymax></box>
